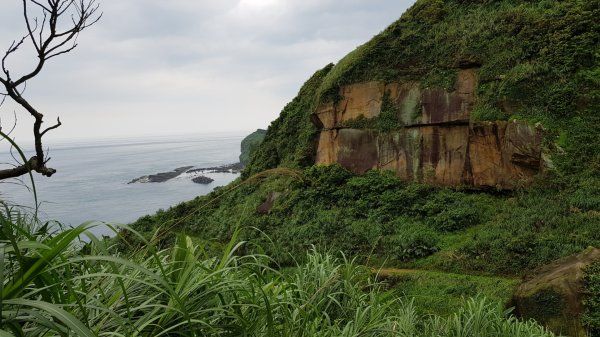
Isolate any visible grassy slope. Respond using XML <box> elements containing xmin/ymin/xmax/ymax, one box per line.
<box><xmin>129</xmin><ymin>0</ymin><xmax>600</xmax><ymax>318</ymax></box>
<box><xmin>377</xmin><ymin>268</ymin><xmax>519</xmax><ymax>317</ymax></box>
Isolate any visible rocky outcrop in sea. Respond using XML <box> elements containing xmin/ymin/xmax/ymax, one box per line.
<box><xmin>128</xmin><ymin>163</ymin><xmax>243</xmax><ymax>185</ymax></box>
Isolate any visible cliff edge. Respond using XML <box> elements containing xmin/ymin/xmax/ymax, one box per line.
<box><xmin>244</xmin><ymin>0</ymin><xmax>600</xmax><ymax>190</ymax></box>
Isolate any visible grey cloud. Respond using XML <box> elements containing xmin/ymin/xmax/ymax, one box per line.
<box><xmin>0</xmin><ymin>0</ymin><xmax>416</xmax><ymax>145</ymax></box>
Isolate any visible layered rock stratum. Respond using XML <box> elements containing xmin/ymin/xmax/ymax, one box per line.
<box><xmin>313</xmin><ymin>69</ymin><xmax>543</xmax><ymax>189</ymax></box>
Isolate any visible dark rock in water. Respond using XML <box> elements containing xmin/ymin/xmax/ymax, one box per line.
<box><xmin>128</xmin><ymin>166</ymin><xmax>193</xmax><ymax>184</ymax></box>
<box><xmin>192</xmin><ymin>176</ymin><xmax>214</xmax><ymax>184</ymax></box>
<box><xmin>187</xmin><ymin>162</ymin><xmax>245</xmax><ymax>174</ymax></box>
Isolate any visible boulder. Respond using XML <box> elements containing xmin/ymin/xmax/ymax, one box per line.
<box><xmin>192</xmin><ymin>176</ymin><xmax>214</xmax><ymax>184</ymax></box>
<box><xmin>511</xmin><ymin>247</ymin><xmax>600</xmax><ymax>337</ymax></box>
<box><xmin>257</xmin><ymin>191</ymin><xmax>284</xmax><ymax>215</ymax></box>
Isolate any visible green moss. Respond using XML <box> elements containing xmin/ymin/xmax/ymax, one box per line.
<box><xmin>343</xmin><ymin>115</ymin><xmax>376</xmax><ymax>129</ymax></box>
<box><xmin>471</xmin><ymin>102</ymin><xmax>508</xmax><ymax>122</ymax></box>
<box><xmin>377</xmin><ymin>90</ymin><xmax>403</xmax><ymax>131</ymax></box>
<box><xmin>529</xmin><ymin>289</ymin><xmax>565</xmax><ymax>320</ymax></box>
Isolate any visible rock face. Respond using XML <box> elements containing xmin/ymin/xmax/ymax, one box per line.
<box><xmin>313</xmin><ymin>69</ymin><xmax>543</xmax><ymax>189</ymax></box>
<box><xmin>510</xmin><ymin>247</ymin><xmax>600</xmax><ymax>337</ymax></box>
<box><xmin>257</xmin><ymin>191</ymin><xmax>283</xmax><ymax>215</ymax></box>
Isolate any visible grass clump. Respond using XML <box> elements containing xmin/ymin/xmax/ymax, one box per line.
<box><xmin>382</xmin><ymin>269</ymin><xmax>519</xmax><ymax>317</ymax></box>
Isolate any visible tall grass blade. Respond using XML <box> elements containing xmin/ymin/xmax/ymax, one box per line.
<box><xmin>0</xmin><ymin>130</ymin><xmax>38</xmax><ymax>215</ymax></box>
<box><xmin>4</xmin><ymin>299</ymin><xmax>94</xmax><ymax>337</ymax></box>
<box><xmin>2</xmin><ymin>223</ymin><xmax>89</xmax><ymax>300</ymax></box>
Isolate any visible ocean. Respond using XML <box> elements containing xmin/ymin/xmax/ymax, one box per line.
<box><xmin>0</xmin><ymin>132</ymin><xmax>245</xmax><ymax>236</ymax></box>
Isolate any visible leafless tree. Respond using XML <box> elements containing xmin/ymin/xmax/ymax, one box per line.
<box><xmin>0</xmin><ymin>0</ymin><xmax>101</xmax><ymax>180</ymax></box>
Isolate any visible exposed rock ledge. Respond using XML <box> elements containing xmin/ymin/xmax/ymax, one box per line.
<box><xmin>128</xmin><ymin>163</ymin><xmax>243</xmax><ymax>184</ymax></box>
<box><xmin>128</xmin><ymin>166</ymin><xmax>193</xmax><ymax>184</ymax></box>
<box><xmin>312</xmin><ymin>69</ymin><xmax>544</xmax><ymax>190</ymax></box>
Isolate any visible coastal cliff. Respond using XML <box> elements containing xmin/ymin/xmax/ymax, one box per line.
<box><xmin>244</xmin><ymin>0</ymin><xmax>599</xmax><ymax>191</ymax></box>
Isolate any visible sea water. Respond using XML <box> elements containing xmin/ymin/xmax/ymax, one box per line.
<box><xmin>0</xmin><ymin>132</ymin><xmax>245</xmax><ymax>236</ymax></box>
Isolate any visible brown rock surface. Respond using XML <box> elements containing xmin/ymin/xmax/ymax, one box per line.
<box><xmin>313</xmin><ymin>69</ymin><xmax>543</xmax><ymax>189</ymax></box>
<box><xmin>313</xmin><ymin>82</ymin><xmax>385</xmax><ymax>129</ymax></box>
<box><xmin>511</xmin><ymin>247</ymin><xmax>600</xmax><ymax>337</ymax></box>
<box><xmin>315</xmin><ymin>121</ymin><xmax>541</xmax><ymax>189</ymax></box>
<box><xmin>466</xmin><ymin>121</ymin><xmax>543</xmax><ymax>189</ymax></box>
<box><xmin>257</xmin><ymin>191</ymin><xmax>284</xmax><ymax>215</ymax></box>
<box><xmin>316</xmin><ymin>129</ymin><xmax>379</xmax><ymax>174</ymax></box>
<box><xmin>415</xmin><ymin>69</ymin><xmax>475</xmax><ymax>126</ymax></box>
<box><xmin>312</xmin><ymin>70</ymin><xmax>476</xmax><ymax>129</ymax></box>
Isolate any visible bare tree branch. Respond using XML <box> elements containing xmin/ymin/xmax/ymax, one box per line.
<box><xmin>0</xmin><ymin>111</ymin><xmax>19</xmax><ymax>144</ymax></box>
<box><xmin>40</xmin><ymin>117</ymin><xmax>61</xmax><ymax>137</ymax></box>
<box><xmin>23</xmin><ymin>0</ymin><xmax>41</xmax><ymax>52</ymax></box>
<box><xmin>2</xmin><ymin>35</ymin><xmax>28</xmax><ymax>79</ymax></box>
<box><xmin>0</xmin><ymin>0</ymin><xmax>101</xmax><ymax>181</ymax></box>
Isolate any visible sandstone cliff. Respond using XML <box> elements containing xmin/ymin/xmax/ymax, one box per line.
<box><xmin>313</xmin><ymin>69</ymin><xmax>544</xmax><ymax>189</ymax></box>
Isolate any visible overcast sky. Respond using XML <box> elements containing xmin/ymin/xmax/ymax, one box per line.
<box><xmin>1</xmin><ymin>0</ymin><xmax>415</xmax><ymax>145</ymax></box>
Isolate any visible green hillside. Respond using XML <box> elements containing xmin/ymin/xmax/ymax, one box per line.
<box><xmin>129</xmin><ymin>0</ymin><xmax>600</xmax><ymax>334</ymax></box>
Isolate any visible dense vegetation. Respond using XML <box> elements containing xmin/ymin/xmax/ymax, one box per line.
<box><xmin>132</xmin><ymin>165</ymin><xmax>600</xmax><ymax>277</ymax></box>
<box><xmin>0</xmin><ymin>207</ymin><xmax>555</xmax><ymax>336</ymax></box>
<box><xmin>3</xmin><ymin>0</ymin><xmax>599</xmax><ymax>335</ymax></box>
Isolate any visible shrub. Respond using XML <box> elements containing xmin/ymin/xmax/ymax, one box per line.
<box><xmin>382</xmin><ymin>222</ymin><xmax>440</xmax><ymax>261</ymax></box>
